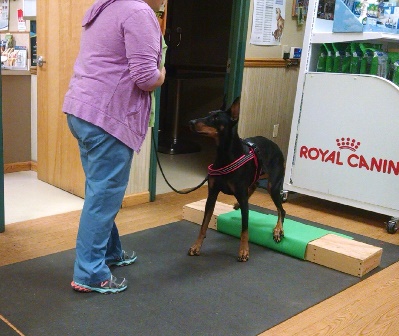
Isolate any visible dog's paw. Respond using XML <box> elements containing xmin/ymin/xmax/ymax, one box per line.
<box><xmin>237</xmin><ymin>254</ymin><xmax>249</xmax><ymax>262</ymax></box>
<box><xmin>188</xmin><ymin>246</ymin><xmax>201</xmax><ymax>256</ymax></box>
<box><xmin>237</xmin><ymin>249</ymin><xmax>249</xmax><ymax>262</ymax></box>
<box><xmin>273</xmin><ymin>230</ymin><xmax>284</xmax><ymax>243</ymax></box>
<box><xmin>233</xmin><ymin>202</ymin><xmax>240</xmax><ymax>210</ymax></box>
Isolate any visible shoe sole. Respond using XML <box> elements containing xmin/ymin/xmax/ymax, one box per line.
<box><xmin>108</xmin><ymin>255</ymin><xmax>137</xmax><ymax>267</ymax></box>
<box><xmin>71</xmin><ymin>281</ymin><xmax>127</xmax><ymax>294</ymax></box>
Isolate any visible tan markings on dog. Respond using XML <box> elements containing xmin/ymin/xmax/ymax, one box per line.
<box><xmin>273</xmin><ymin>209</ymin><xmax>285</xmax><ymax>243</ymax></box>
<box><xmin>194</xmin><ymin>123</ymin><xmax>218</xmax><ymax>139</ymax></box>
<box><xmin>188</xmin><ymin>199</ymin><xmax>216</xmax><ymax>256</ymax></box>
<box><xmin>238</xmin><ymin>230</ymin><xmax>249</xmax><ymax>262</ymax></box>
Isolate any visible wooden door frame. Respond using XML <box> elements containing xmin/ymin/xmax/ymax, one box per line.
<box><xmin>149</xmin><ymin>0</ymin><xmax>250</xmax><ymax>200</ymax></box>
<box><xmin>225</xmin><ymin>0</ymin><xmax>250</xmax><ymax>105</ymax></box>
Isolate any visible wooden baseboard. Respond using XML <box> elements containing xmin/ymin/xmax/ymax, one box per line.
<box><xmin>4</xmin><ymin>161</ymin><xmax>150</xmax><ymax>207</ymax></box>
<box><xmin>244</xmin><ymin>58</ymin><xmax>300</xmax><ymax>68</ymax></box>
<box><xmin>31</xmin><ymin>161</ymin><xmax>38</xmax><ymax>172</ymax></box>
<box><xmin>4</xmin><ymin>161</ymin><xmax>37</xmax><ymax>174</ymax></box>
<box><xmin>122</xmin><ymin>191</ymin><xmax>150</xmax><ymax>208</ymax></box>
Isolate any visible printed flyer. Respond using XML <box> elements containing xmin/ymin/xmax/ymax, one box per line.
<box><xmin>250</xmin><ymin>0</ymin><xmax>286</xmax><ymax>45</ymax></box>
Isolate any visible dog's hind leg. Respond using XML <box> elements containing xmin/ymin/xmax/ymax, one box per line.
<box><xmin>188</xmin><ymin>191</ymin><xmax>219</xmax><ymax>256</ymax></box>
<box><xmin>268</xmin><ymin>175</ymin><xmax>286</xmax><ymax>243</ymax></box>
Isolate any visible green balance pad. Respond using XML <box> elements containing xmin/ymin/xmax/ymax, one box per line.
<box><xmin>217</xmin><ymin>210</ymin><xmax>352</xmax><ymax>260</ymax></box>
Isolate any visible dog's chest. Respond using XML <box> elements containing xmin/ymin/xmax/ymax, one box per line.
<box><xmin>209</xmin><ymin>173</ymin><xmax>249</xmax><ymax>195</ymax></box>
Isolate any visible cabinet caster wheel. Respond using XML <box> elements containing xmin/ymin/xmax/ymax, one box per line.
<box><xmin>386</xmin><ymin>220</ymin><xmax>398</xmax><ymax>234</ymax></box>
<box><xmin>281</xmin><ymin>190</ymin><xmax>289</xmax><ymax>203</ymax></box>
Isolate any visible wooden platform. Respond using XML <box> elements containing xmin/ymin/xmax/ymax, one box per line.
<box><xmin>183</xmin><ymin>199</ymin><xmax>383</xmax><ymax>277</ymax></box>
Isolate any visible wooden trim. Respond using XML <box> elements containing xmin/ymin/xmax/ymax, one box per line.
<box><xmin>31</xmin><ymin>161</ymin><xmax>38</xmax><ymax>172</ymax></box>
<box><xmin>1</xmin><ymin>69</ymin><xmax>31</xmax><ymax>76</ymax></box>
<box><xmin>244</xmin><ymin>58</ymin><xmax>300</xmax><ymax>68</ymax></box>
<box><xmin>4</xmin><ymin>161</ymin><xmax>35</xmax><ymax>173</ymax></box>
<box><xmin>4</xmin><ymin>161</ymin><xmax>149</xmax><ymax>206</ymax></box>
<box><xmin>30</xmin><ymin>66</ymin><xmax>37</xmax><ymax>75</ymax></box>
<box><xmin>121</xmin><ymin>191</ymin><xmax>150</xmax><ymax>208</ymax></box>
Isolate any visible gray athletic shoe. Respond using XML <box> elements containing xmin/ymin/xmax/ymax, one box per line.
<box><xmin>71</xmin><ymin>274</ymin><xmax>128</xmax><ymax>294</ymax></box>
<box><xmin>107</xmin><ymin>250</ymin><xmax>137</xmax><ymax>267</ymax></box>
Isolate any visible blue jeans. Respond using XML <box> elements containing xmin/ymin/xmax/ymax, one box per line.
<box><xmin>67</xmin><ymin>114</ymin><xmax>134</xmax><ymax>285</ymax></box>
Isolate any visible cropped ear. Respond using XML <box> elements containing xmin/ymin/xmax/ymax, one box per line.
<box><xmin>230</xmin><ymin>96</ymin><xmax>240</xmax><ymax>121</ymax></box>
<box><xmin>220</xmin><ymin>94</ymin><xmax>227</xmax><ymax>111</ymax></box>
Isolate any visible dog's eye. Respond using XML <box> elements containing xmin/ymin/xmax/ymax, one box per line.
<box><xmin>210</xmin><ymin>114</ymin><xmax>218</xmax><ymax>122</ymax></box>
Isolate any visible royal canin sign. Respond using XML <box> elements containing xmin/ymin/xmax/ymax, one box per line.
<box><xmin>299</xmin><ymin>137</ymin><xmax>399</xmax><ymax>176</ymax></box>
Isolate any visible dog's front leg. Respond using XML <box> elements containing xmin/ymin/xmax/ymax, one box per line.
<box><xmin>188</xmin><ymin>191</ymin><xmax>219</xmax><ymax>256</ymax></box>
<box><xmin>233</xmin><ymin>182</ymin><xmax>258</xmax><ymax>210</ymax></box>
<box><xmin>237</xmin><ymin>196</ymin><xmax>250</xmax><ymax>262</ymax></box>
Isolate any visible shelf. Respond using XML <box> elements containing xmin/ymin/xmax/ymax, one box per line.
<box><xmin>306</xmin><ymin>71</ymin><xmax>399</xmax><ymax>91</ymax></box>
<box><xmin>311</xmin><ymin>18</ymin><xmax>399</xmax><ymax>44</ymax></box>
<box><xmin>1</xmin><ymin>69</ymin><xmax>31</xmax><ymax>76</ymax></box>
<box><xmin>312</xmin><ymin>31</ymin><xmax>399</xmax><ymax>44</ymax></box>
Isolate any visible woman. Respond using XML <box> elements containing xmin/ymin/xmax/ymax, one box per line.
<box><xmin>63</xmin><ymin>0</ymin><xmax>166</xmax><ymax>294</ymax></box>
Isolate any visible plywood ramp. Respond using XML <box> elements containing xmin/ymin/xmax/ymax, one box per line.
<box><xmin>183</xmin><ymin>199</ymin><xmax>382</xmax><ymax>277</ymax></box>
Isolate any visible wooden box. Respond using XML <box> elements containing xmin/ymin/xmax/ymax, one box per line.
<box><xmin>182</xmin><ymin>199</ymin><xmax>233</xmax><ymax>230</ymax></box>
<box><xmin>305</xmin><ymin>234</ymin><xmax>383</xmax><ymax>277</ymax></box>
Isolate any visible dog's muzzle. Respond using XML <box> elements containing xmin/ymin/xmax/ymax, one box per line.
<box><xmin>189</xmin><ymin>120</ymin><xmax>197</xmax><ymax>132</ymax></box>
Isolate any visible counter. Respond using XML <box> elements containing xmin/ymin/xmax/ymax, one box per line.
<box><xmin>1</xmin><ymin>69</ymin><xmax>32</xmax><ymax>165</ymax></box>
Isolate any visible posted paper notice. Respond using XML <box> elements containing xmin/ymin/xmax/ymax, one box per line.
<box><xmin>250</xmin><ymin>0</ymin><xmax>286</xmax><ymax>46</ymax></box>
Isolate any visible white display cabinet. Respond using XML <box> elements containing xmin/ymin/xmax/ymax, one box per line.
<box><xmin>284</xmin><ymin>0</ymin><xmax>399</xmax><ymax>232</ymax></box>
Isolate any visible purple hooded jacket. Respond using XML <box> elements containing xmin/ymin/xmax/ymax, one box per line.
<box><xmin>63</xmin><ymin>0</ymin><xmax>162</xmax><ymax>151</ymax></box>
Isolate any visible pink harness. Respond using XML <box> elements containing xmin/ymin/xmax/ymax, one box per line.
<box><xmin>208</xmin><ymin>148</ymin><xmax>261</xmax><ymax>185</ymax></box>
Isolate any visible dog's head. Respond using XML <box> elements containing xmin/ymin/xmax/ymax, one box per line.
<box><xmin>189</xmin><ymin>97</ymin><xmax>240</xmax><ymax>141</ymax></box>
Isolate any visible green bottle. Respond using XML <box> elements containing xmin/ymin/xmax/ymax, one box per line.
<box><xmin>392</xmin><ymin>61</ymin><xmax>399</xmax><ymax>86</ymax></box>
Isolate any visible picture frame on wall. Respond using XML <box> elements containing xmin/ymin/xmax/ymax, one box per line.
<box><xmin>292</xmin><ymin>0</ymin><xmax>308</xmax><ymax>17</ymax></box>
<box><xmin>0</xmin><ymin>0</ymin><xmax>9</xmax><ymax>31</ymax></box>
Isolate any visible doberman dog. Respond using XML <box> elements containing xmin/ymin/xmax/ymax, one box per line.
<box><xmin>188</xmin><ymin>97</ymin><xmax>286</xmax><ymax>262</ymax></box>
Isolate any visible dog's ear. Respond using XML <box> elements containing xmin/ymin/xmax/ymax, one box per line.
<box><xmin>230</xmin><ymin>97</ymin><xmax>240</xmax><ymax>121</ymax></box>
<box><xmin>220</xmin><ymin>94</ymin><xmax>227</xmax><ymax>111</ymax></box>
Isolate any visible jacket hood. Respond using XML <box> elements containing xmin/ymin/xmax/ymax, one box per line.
<box><xmin>82</xmin><ymin>0</ymin><xmax>118</xmax><ymax>27</ymax></box>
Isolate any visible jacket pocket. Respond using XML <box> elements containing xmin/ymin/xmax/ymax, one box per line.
<box><xmin>126</xmin><ymin>91</ymin><xmax>150</xmax><ymax>137</ymax></box>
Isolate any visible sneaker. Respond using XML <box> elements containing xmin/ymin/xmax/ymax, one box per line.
<box><xmin>71</xmin><ymin>274</ymin><xmax>128</xmax><ymax>294</ymax></box>
<box><xmin>107</xmin><ymin>250</ymin><xmax>137</xmax><ymax>267</ymax></box>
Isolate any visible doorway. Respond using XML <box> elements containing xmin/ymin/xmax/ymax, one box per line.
<box><xmin>154</xmin><ymin>0</ymin><xmax>248</xmax><ymax>195</ymax></box>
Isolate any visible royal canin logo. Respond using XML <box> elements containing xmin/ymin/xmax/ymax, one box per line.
<box><xmin>299</xmin><ymin>137</ymin><xmax>399</xmax><ymax>176</ymax></box>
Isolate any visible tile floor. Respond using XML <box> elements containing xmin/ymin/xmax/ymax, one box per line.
<box><xmin>155</xmin><ymin>137</ymin><xmax>213</xmax><ymax>195</ymax></box>
<box><xmin>3</xmin><ymin>135</ymin><xmax>214</xmax><ymax>225</ymax></box>
<box><xmin>4</xmin><ymin>171</ymin><xmax>85</xmax><ymax>225</ymax></box>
